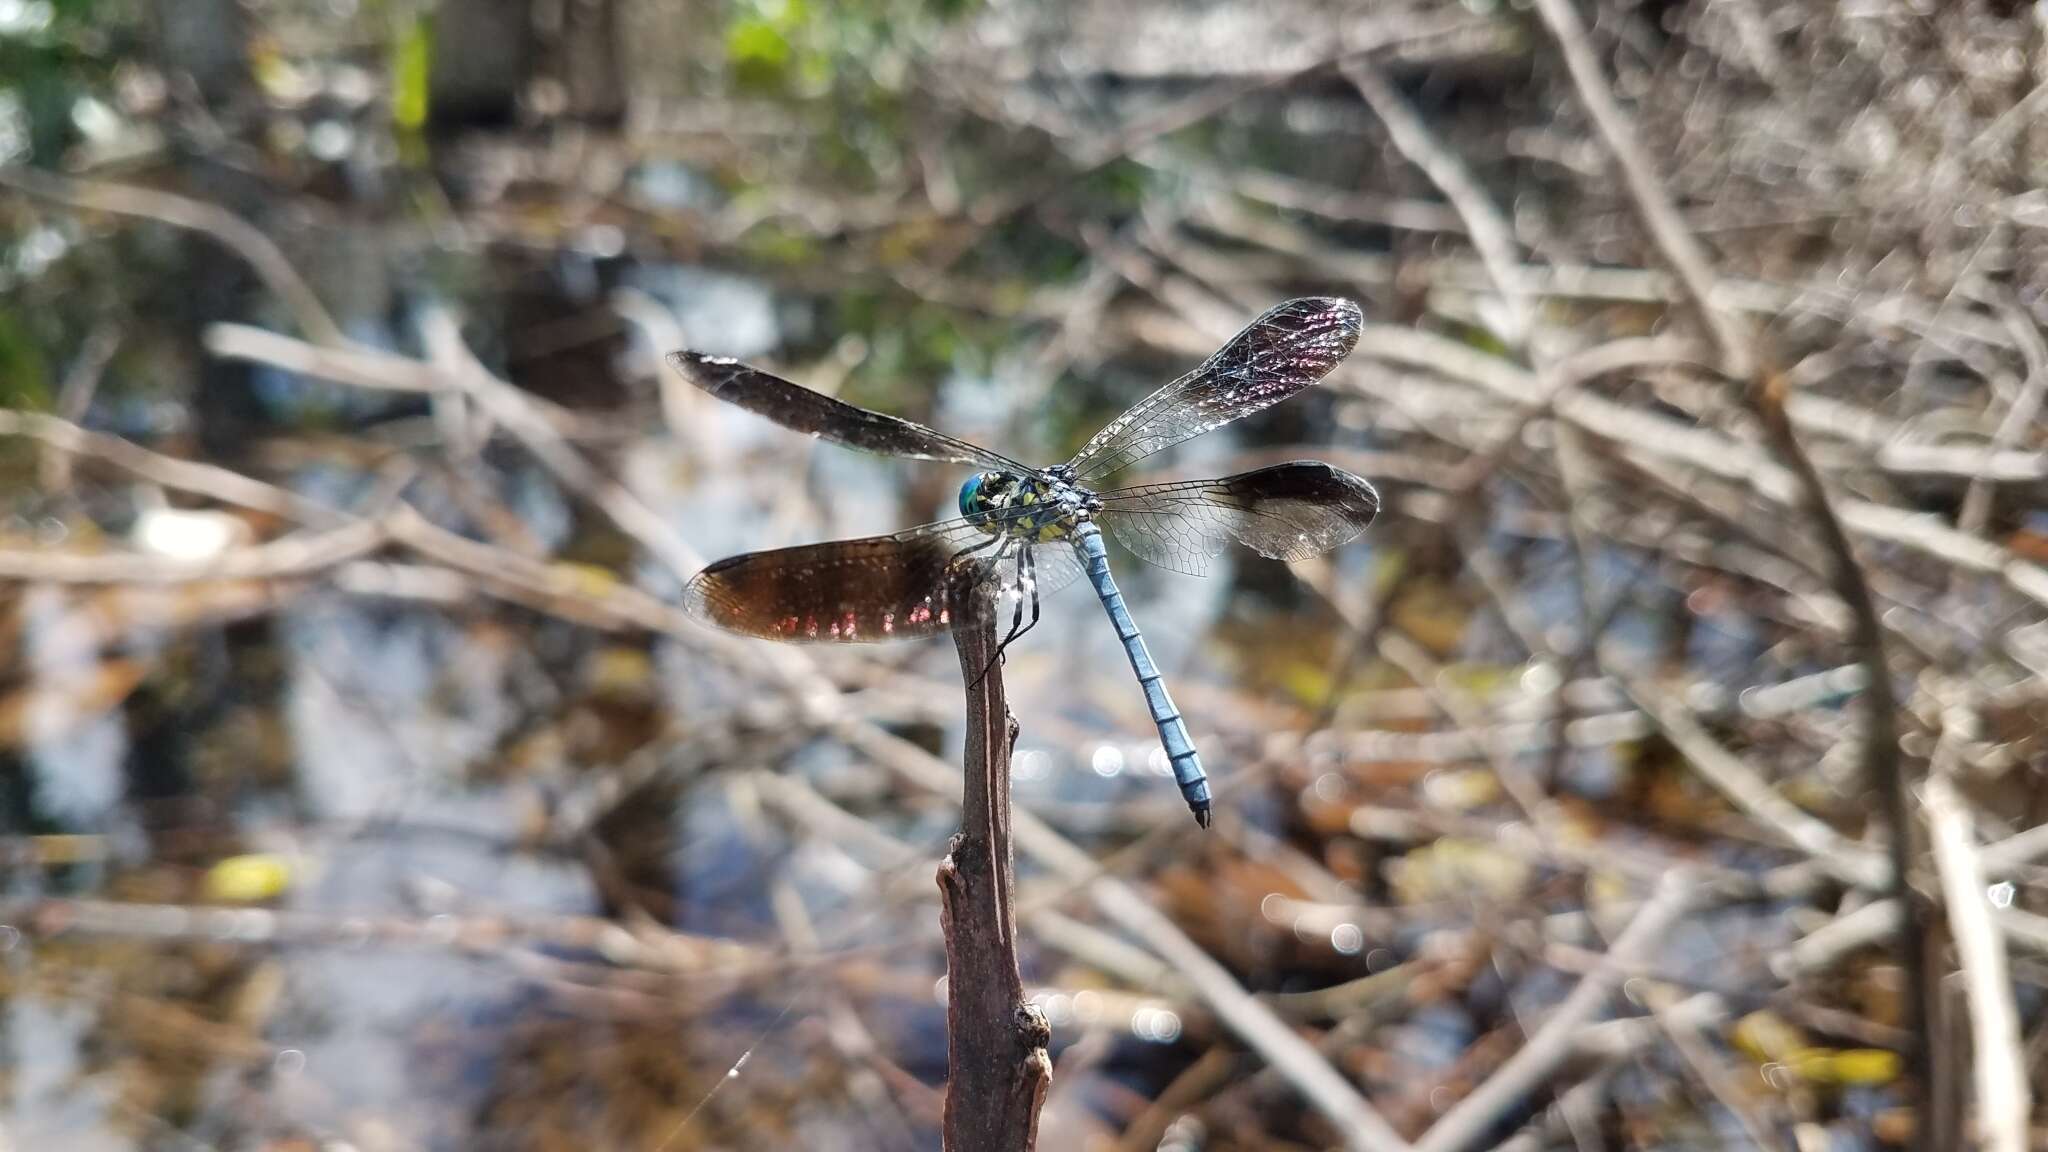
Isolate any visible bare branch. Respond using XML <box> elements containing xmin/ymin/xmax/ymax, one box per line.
<box><xmin>1927</xmin><ymin>750</ymin><xmax>2030</xmax><ymax>1152</ymax></box>
<box><xmin>939</xmin><ymin>585</ymin><xmax>1050</xmax><ymax>1151</ymax></box>
<box><xmin>1415</xmin><ymin>875</ymin><xmax>1694</xmax><ymax>1152</ymax></box>
<box><xmin>0</xmin><ymin>520</ymin><xmax>385</xmax><ymax>584</ymax></box>
<box><xmin>1526</xmin><ymin>0</ymin><xmax>1748</xmax><ymax>376</ymax></box>
<box><xmin>0</xmin><ymin>166</ymin><xmax>346</xmax><ymax>347</ymax></box>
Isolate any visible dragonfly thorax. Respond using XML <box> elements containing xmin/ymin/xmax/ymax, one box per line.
<box><xmin>959</xmin><ymin>470</ymin><xmax>1095</xmax><ymax>543</ymax></box>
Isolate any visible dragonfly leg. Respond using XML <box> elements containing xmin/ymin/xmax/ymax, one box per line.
<box><xmin>992</xmin><ymin>546</ymin><xmax>1044</xmax><ymax>650</ymax></box>
<box><xmin>970</xmin><ymin>545</ymin><xmax>1051</xmax><ymax>692</ymax></box>
<box><xmin>1012</xmin><ymin>545</ymin><xmax>1043</xmax><ymax>647</ymax></box>
<box><xmin>946</xmin><ymin>531</ymin><xmax>1007</xmax><ymax>573</ymax></box>
<box><xmin>964</xmin><ymin>538</ymin><xmax>1021</xmax><ymax>690</ymax></box>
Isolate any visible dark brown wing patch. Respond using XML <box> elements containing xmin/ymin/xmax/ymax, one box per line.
<box><xmin>684</xmin><ymin>526</ymin><xmax>979</xmax><ymax>643</ymax></box>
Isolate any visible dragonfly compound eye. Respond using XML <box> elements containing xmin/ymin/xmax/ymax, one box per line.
<box><xmin>960</xmin><ymin>471</ymin><xmax>1018</xmax><ymax>516</ymax></box>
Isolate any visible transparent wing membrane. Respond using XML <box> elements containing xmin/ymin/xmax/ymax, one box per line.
<box><xmin>1062</xmin><ymin>298</ymin><xmax>1363</xmax><ymax>482</ymax></box>
<box><xmin>1097</xmin><ymin>461</ymin><xmax>1380</xmax><ymax>576</ymax></box>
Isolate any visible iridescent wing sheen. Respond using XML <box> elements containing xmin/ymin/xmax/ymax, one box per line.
<box><xmin>682</xmin><ymin>514</ymin><xmax>1086</xmax><ymax>644</ymax></box>
<box><xmin>667</xmin><ymin>351</ymin><xmax>1030</xmax><ymax>474</ymax></box>
<box><xmin>1095</xmin><ymin>461</ymin><xmax>1380</xmax><ymax>577</ymax></box>
<box><xmin>1062</xmin><ymin>298</ymin><xmax>1364</xmax><ymax>483</ymax></box>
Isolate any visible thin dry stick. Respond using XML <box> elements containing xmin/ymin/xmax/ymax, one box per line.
<box><xmin>1524</xmin><ymin>0</ymin><xmax>1747</xmax><ymax>378</ymax></box>
<box><xmin>204</xmin><ymin>322</ymin><xmax>451</xmax><ymax>395</ymax></box>
<box><xmin>1777</xmin><ymin>809</ymin><xmax>2048</xmax><ymax>980</ymax></box>
<box><xmin>1354</xmin><ymin>324</ymin><xmax>2048</xmax><ymax>610</ymax></box>
<box><xmin>1340</xmin><ymin>55</ymin><xmax>1529</xmax><ymax>342</ymax></box>
<box><xmin>1640</xmin><ymin>983</ymin><xmax>1790</xmax><ymax>1152</ymax></box>
<box><xmin>1526</xmin><ymin>8</ymin><xmax>1932</xmax><ymax>1139</ymax></box>
<box><xmin>8</xmin><ymin>898</ymin><xmax>758</xmax><ymax>974</ymax></box>
<box><xmin>40</xmin><ymin>323</ymin><xmax>121</xmax><ymax>494</ymax></box>
<box><xmin>0</xmin><ymin>409</ymin><xmax>346</xmax><ymax>527</ymax></box>
<box><xmin>1925</xmin><ymin>756</ymin><xmax>2030</xmax><ymax>1152</ymax></box>
<box><xmin>1958</xmin><ymin>298</ymin><xmax>2048</xmax><ymax>539</ymax></box>
<box><xmin>0</xmin><ymin>520</ymin><xmax>385</xmax><ymax>584</ymax></box>
<box><xmin>1774</xmin><ymin>899</ymin><xmax>1904</xmax><ymax>981</ymax></box>
<box><xmin>2000</xmin><ymin>907</ymin><xmax>2048</xmax><ymax>957</ymax></box>
<box><xmin>0</xmin><ymin>166</ymin><xmax>346</xmax><ymax>347</ymax></box>
<box><xmin>1088</xmin><ymin>880</ymin><xmax>1413</xmax><ymax>1152</ymax></box>
<box><xmin>938</xmin><ymin>582</ymin><xmax>1050</xmax><ymax>1151</ymax></box>
<box><xmin>1491</xmin><ymin>1066</ymin><xmax>1617</xmax><ymax>1152</ymax></box>
<box><xmin>1413</xmin><ymin>875</ymin><xmax>1694</xmax><ymax>1152</ymax></box>
<box><xmin>1606</xmin><ymin>662</ymin><xmax>1890</xmax><ymax>889</ymax></box>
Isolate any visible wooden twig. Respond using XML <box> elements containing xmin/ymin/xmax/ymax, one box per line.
<box><xmin>1926</xmin><ymin>753</ymin><xmax>2030</xmax><ymax>1152</ymax></box>
<box><xmin>1414</xmin><ymin>875</ymin><xmax>1694</xmax><ymax>1152</ymax></box>
<box><xmin>1749</xmin><ymin>360</ymin><xmax>1931</xmax><ymax>1104</ymax></box>
<box><xmin>1088</xmin><ymin>878</ymin><xmax>1414</xmax><ymax>1152</ymax></box>
<box><xmin>938</xmin><ymin>581</ymin><xmax>1050</xmax><ymax>1151</ymax></box>
<box><xmin>8</xmin><ymin>897</ymin><xmax>759</xmax><ymax>974</ymax></box>
<box><xmin>1605</xmin><ymin>661</ymin><xmax>1890</xmax><ymax>889</ymax></box>
<box><xmin>0</xmin><ymin>408</ymin><xmax>346</xmax><ymax>527</ymax></box>
<box><xmin>1340</xmin><ymin>55</ymin><xmax>1529</xmax><ymax>342</ymax></box>
<box><xmin>0</xmin><ymin>166</ymin><xmax>346</xmax><ymax>347</ymax></box>
<box><xmin>0</xmin><ymin>520</ymin><xmax>385</xmax><ymax>584</ymax></box>
<box><xmin>1957</xmin><ymin>298</ymin><xmax>2048</xmax><ymax>539</ymax></box>
<box><xmin>1352</xmin><ymin>324</ymin><xmax>2048</xmax><ymax>612</ymax></box>
<box><xmin>1525</xmin><ymin>0</ymin><xmax>1747</xmax><ymax>378</ymax></box>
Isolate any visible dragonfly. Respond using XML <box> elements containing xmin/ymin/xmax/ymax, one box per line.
<box><xmin>668</xmin><ymin>297</ymin><xmax>1379</xmax><ymax>827</ymax></box>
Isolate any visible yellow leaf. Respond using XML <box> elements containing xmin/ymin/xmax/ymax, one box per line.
<box><xmin>1731</xmin><ymin>1010</ymin><xmax>1806</xmax><ymax>1064</ymax></box>
<box><xmin>1790</xmin><ymin>1047</ymin><xmax>1902</xmax><ymax>1086</ymax></box>
<box><xmin>203</xmin><ymin>854</ymin><xmax>294</xmax><ymax>903</ymax></box>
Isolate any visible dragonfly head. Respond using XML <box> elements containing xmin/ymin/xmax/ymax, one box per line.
<box><xmin>958</xmin><ymin>471</ymin><xmax>1017</xmax><ymax>518</ymax></box>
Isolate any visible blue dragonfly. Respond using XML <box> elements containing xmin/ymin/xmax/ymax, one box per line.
<box><xmin>669</xmin><ymin>298</ymin><xmax>1378</xmax><ymax>826</ymax></box>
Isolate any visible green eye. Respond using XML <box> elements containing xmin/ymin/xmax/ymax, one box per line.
<box><xmin>959</xmin><ymin>473</ymin><xmax>985</xmax><ymax>516</ymax></box>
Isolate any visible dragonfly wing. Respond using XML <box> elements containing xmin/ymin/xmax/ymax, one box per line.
<box><xmin>1063</xmin><ymin>298</ymin><xmax>1363</xmax><ymax>482</ymax></box>
<box><xmin>1015</xmin><ymin>536</ymin><xmax>1087</xmax><ymax>600</ymax></box>
<box><xmin>1096</xmin><ymin>461</ymin><xmax>1380</xmax><ymax>576</ymax></box>
<box><xmin>683</xmin><ymin>514</ymin><xmax>1082</xmax><ymax>643</ymax></box>
<box><xmin>668</xmin><ymin>351</ymin><xmax>1028</xmax><ymax>472</ymax></box>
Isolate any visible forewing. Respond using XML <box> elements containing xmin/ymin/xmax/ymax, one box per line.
<box><xmin>668</xmin><ymin>351</ymin><xmax>1027</xmax><ymax>472</ymax></box>
<box><xmin>1096</xmin><ymin>461</ymin><xmax>1380</xmax><ymax>576</ymax></box>
<box><xmin>683</xmin><ymin>515</ymin><xmax>1084</xmax><ymax>644</ymax></box>
<box><xmin>1063</xmin><ymin>298</ymin><xmax>1363</xmax><ymax>482</ymax></box>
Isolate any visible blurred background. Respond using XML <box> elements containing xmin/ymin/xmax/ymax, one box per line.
<box><xmin>2</xmin><ymin>0</ymin><xmax>2047</xmax><ymax>1149</ymax></box>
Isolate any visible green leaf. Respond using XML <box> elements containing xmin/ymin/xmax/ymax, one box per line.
<box><xmin>725</xmin><ymin>17</ymin><xmax>792</xmax><ymax>88</ymax></box>
<box><xmin>391</xmin><ymin>13</ymin><xmax>431</xmax><ymax>131</ymax></box>
<box><xmin>0</xmin><ymin>307</ymin><xmax>52</xmax><ymax>411</ymax></box>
